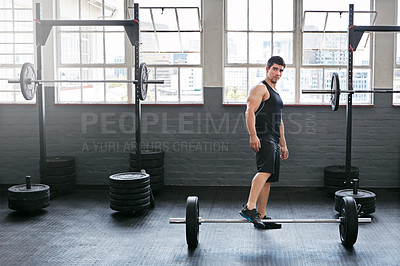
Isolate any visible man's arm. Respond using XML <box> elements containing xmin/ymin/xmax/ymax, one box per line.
<box><xmin>245</xmin><ymin>85</ymin><xmax>266</xmax><ymax>152</ymax></box>
<box><xmin>280</xmin><ymin>119</ymin><xmax>289</xmax><ymax>159</ymax></box>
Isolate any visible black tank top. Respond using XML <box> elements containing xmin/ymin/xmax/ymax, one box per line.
<box><xmin>254</xmin><ymin>80</ymin><xmax>284</xmax><ymax>143</ymax></box>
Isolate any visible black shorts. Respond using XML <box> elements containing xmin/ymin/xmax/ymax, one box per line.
<box><xmin>255</xmin><ymin>139</ymin><xmax>280</xmax><ymax>183</ymax></box>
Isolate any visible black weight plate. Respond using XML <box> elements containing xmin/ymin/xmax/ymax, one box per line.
<box><xmin>129</xmin><ymin>159</ymin><xmax>163</xmax><ymax>169</ymax></box>
<box><xmin>40</xmin><ymin>166</ymin><xmax>75</xmax><ymax>176</ymax></box>
<box><xmin>110</xmin><ymin>201</ymin><xmax>151</xmax><ymax>212</ymax></box>
<box><xmin>324</xmin><ymin>176</ymin><xmax>346</xmax><ymax>187</ymax></box>
<box><xmin>110</xmin><ymin>196</ymin><xmax>150</xmax><ymax>207</ymax></box>
<box><xmin>339</xmin><ymin>196</ymin><xmax>358</xmax><ymax>247</ymax></box>
<box><xmin>42</xmin><ymin>156</ymin><xmax>75</xmax><ymax>168</ymax></box>
<box><xmin>150</xmin><ymin>182</ymin><xmax>164</xmax><ymax>191</ymax></box>
<box><xmin>109</xmin><ymin>185</ymin><xmax>150</xmax><ymax>195</ymax></box>
<box><xmin>9</xmin><ymin>201</ymin><xmax>50</xmax><ymax>211</ymax></box>
<box><xmin>129</xmin><ymin>166</ymin><xmax>164</xmax><ymax>176</ymax></box>
<box><xmin>9</xmin><ymin>196</ymin><xmax>50</xmax><ymax>206</ymax></box>
<box><xmin>324</xmin><ymin>165</ymin><xmax>359</xmax><ymax>179</ymax></box>
<box><xmin>109</xmin><ymin>179</ymin><xmax>150</xmax><ymax>189</ymax></box>
<box><xmin>109</xmin><ymin>172</ymin><xmax>150</xmax><ymax>184</ymax></box>
<box><xmin>129</xmin><ymin>149</ymin><xmax>164</xmax><ymax>161</ymax></box>
<box><xmin>150</xmin><ymin>174</ymin><xmax>164</xmax><ymax>184</ymax></box>
<box><xmin>41</xmin><ymin>173</ymin><xmax>76</xmax><ymax>184</ymax></box>
<box><xmin>8</xmin><ymin>193</ymin><xmax>50</xmax><ymax>202</ymax></box>
<box><xmin>334</xmin><ymin>189</ymin><xmax>376</xmax><ymax>212</ymax></box>
<box><xmin>186</xmin><ymin>196</ymin><xmax>199</xmax><ymax>249</ymax></box>
<box><xmin>20</xmin><ymin>62</ymin><xmax>37</xmax><ymax>101</ymax></box>
<box><xmin>109</xmin><ymin>190</ymin><xmax>150</xmax><ymax>200</ymax></box>
<box><xmin>8</xmin><ymin>184</ymin><xmax>49</xmax><ymax>194</ymax></box>
<box><xmin>150</xmin><ymin>189</ymin><xmax>155</xmax><ymax>208</ymax></box>
<box><xmin>331</xmin><ymin>72</ymin><xmax>340</xmax><ymax>111</ymax></box>
<box><xmin>138</xmin><ymin>62</ymin><xmax>148</xmax><ymax>100</ymax></box>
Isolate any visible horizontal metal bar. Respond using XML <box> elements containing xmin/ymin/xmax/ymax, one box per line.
<box><xmin>8</xmin><ymin>79</ymin><xmax>164</xmax><ymax>84</ymax></box>
<box><xmin>39</xmin><ymin>20</ymin><xmax>137</xmax><ymax>27</ymax></box>
<box><xmin>169</xmin><ymin>217</ymin><xmax>372</xmax><ymax>224</ymax></box>
<box><xmin>302</xmin><ymin>90</ymin><xmax>400</xmax><ymax>94</ymax></box>
<box><xmin>353</xmin><ymin>25</ymin><xmax>400</xmax><ymax>32</ymax></box>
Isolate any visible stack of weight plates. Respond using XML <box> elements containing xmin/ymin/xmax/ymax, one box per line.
<box><xmin>109</xmin><ymin>171</ymin><xmax>153</xmax><ymax>213</ymax></box>
<box><xmin>334</xmin><ymin>189</ymin><xmax>376</xmax><ymax>216</ymax></box>
<box><xmin>40</xmin><ymin>156</ymin><xmax>76</xmax><ymax>195</ymax></box>
<box><xmin>8</xmin><ymin>177</ymin><xmax>50</xmax><ymax>212</ymax></box>
<box><xmin>129</xmin><ymin>149</ymin><xmax>164</xmax><ymax>192</ymax></box>
<box><xmin>324</xmin><ymin>165</ymin><xmax>359</xmax><ymax>194</ymax></box>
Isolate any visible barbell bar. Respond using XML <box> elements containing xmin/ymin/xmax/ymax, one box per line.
<box><xmin>8</xmin><ymin>79</ymin><xmax>164</xmax><ymax>84</ymax></box>
<box><xmin>301</xmin><ymin>72</ymin><xmax>400</xmax><ymax>111</ymax></box>
<box><xmin>170</xmin><ymin>196</ymin><xmax>372</xmax><ymax>249</ymax></box>
<box><xmin>169</xmin><ymin>217</ymin><xmax>372</xmax><ymax>224</ymax></box>
<box><xmin>8</xmin><ymin>62</ymin><xmax>164</xmax><ymax>101</ymax></box>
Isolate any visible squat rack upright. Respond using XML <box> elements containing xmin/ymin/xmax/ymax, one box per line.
<box><xmin>33</xmin><ymin>3</ymin><xmax>145</xmax><ymax>173</ymax></box>
<box><xmin>345</xmin><ymin>4</ymin><xmax>400</xmax><ymax>188</ymax></box>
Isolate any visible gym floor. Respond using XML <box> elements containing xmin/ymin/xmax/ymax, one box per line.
<box><xmin>0</xmin><ymin>186</ymin><xmax>399</xmax><ymax>266</ymax></box>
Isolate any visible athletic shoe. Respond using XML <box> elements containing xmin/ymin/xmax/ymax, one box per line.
<box><xmin>254</xmin><ymin>215</ymin><xmax>282</xmax><ymax>229</ymax></box>
<box><xmin>239</xmin><ymin>205</ymin><xmax>266</xmax><ymax>229</ymax></box>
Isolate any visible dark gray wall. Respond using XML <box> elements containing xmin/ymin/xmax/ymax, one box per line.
<box><xmin>0</xmin><ymin>87</ymin><xmax>399</xmax><ymax>187</ymax></box>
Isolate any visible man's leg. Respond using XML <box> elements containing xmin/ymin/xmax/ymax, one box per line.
<box><xmin>246</xmin><ymin>172</ymin><xmax>271</xmax><ymax>210</ymax></box>
<box><xmin>256</xmin><ymin>182</ymin><xmax>271</xmax><ymax>218</ymax></box>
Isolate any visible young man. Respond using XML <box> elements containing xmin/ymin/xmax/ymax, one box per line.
<box><xmin>239</xmin><ymin>56</ymin><xmax>289</xmax><ymax>229</ymax></box>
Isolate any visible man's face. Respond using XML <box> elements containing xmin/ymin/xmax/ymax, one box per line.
<box><xmin>266</xmin><ymin>63</ymin><xmax>284</xmax><ymax>84</ymax></box>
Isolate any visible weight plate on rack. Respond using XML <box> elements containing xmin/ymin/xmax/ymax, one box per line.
<box><xmin>331</xmin><ymin>72</ymin><xmax>341</xmax><ymax>111</ymax></box>
<box><xmin>339</xmin><ymin>196</ymin><xmax>358</xmax><ymax>247</ymax></box>
<box><xmin>20</xmin><ymin>62</ymin><xmax>37</xmax><ymax>101</ymax></box>
<box><xmin>186</xmin><ymin>196</ymin><xmax>200</xmax><ymax>249</ymax></box>
<box><xmin>138</xmin><ymin>62</ymin><xmax>148</xmax><ymax>100</ymax></box>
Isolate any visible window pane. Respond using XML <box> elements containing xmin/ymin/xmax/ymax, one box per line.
<box><xmin>141</xmin><ymin>52</ymin><xmax>201</xmax><ymax>65</ymax></box>
<box><xmin>0</xmin><ymin>0</ymin><xmax>12</xmax><ymax>8</ymax></box>
<box><xmin>15</xmin><ymin>54</ymin><xmax>33</xmax><ymax>64</ymax></box>
<box><xmin>14</xmin><ymin>21</ymin><xmax>33</xmax><ymax>31</ymax></box>
<box><xmin>353</xmin><ymin>34</ymin><xmax>370</xmax><ymax>66</ymax></box>
<box><xmin>224</xmin><ymin>68</ymin><xmax>247</xmax><ymax>103</ymax></box>
<box><xmin>0</xmin><ymin>43</ymin><xmax>13</xmax><ymax>53</ymax></box>
<box><xmin>303</xmin><ymin>0</ymin><xmax>370</xmax><ymax>11</ymax></box>
<box><xmin>140</xmin><ymin>9</ymin><xmax>154</xmax><ymax>31</ymax></box>
<box><xmin>180</xmin><ymin>68</ymin><xmax>202</xmax><ymax>102</ymax></box>
<box><xmin>156</xmin><ymin>68</ymin><xmax>179</xmax><ymax>102</ymax></box>
<box><xmin>273</xmin><ymin>33</ymin><xmax>293</xmax><ymax>64</ymax></box>
<box><xmin>15</xmin><ymin>33</ymin><xmax>33</xmax><ymax>43</ymax></box>
<box><xmin>14</xmin><ymin>0</ymin><xmax>32</xmax><ymax>8</ymax></box>
<box><xmin>278</xmin><ymin>67</ymin><xmax>296</xmax><ymax>104</ymax></box>
<box><xmin>81</xmin><ymin>0</ymin><xmax>103</xmax><ymax>20</ymax></box>
<box><xmin>14</xmin><ymin>9</ymin><xmax>32</xmax><ymax>21</ymax></box>
<box><xmin>181</xmin><ymin>32</ymin><xmax>200</xmax><ymax>52</ymax></box>
<box><xmin>273</xmin><ymin>0</ymin><xmax>293</xmax><ymax>31</ymax></box>
<box><xmin>105</xmin><ymin>32</ymin><xmax>124</xmax><ymax>64</ymax></box>
<box><xmin>227</xmin><ymin>32</ymin><xmax>247</xmax><ymax>63</ymax></box>
<box><xmin>141</xmin><ymin>32</ymin><xmax>159</xmax><ymax>52</ymax></box>
<box><xmin>82</xmin><ymin>68</ymin><xmax>104</xmax><ymax>102</ymax></box>
<box><xmin>104</xmin><ymin>0</ymin><xmax>124</xmax><ymax>19</ymax></box>
<box><xmin>158</xmin><ymin>32</ymin><xmax>181</xmax><ymax>52</ymax></box>
<box><xmin>0</xmin><ymin>21</ymin><xmax>13</xmax><ymax>31</ymax></box>
<box><xmin>394</xmin><ymin>69</ymin><xmax>400</xmax><ymax>105</ymax></box>
<box><xmin>60</xmin><ymin>33</ymin><xmax>80</xmax><ymax>64</ymax></box>
<box><xmin>249</xmin><ymin>33</ymin><xmax>271</xmax><ymax>64</ymax></box>
<box><xmin>397</xmin><ymin>34</ymin><xmax>400</xmax><ymax>65</ymax></box>
<box><xmin>226</xmin><ymin>0</ymin><xmax>247</xmax><ymax>30</ymax></box>
<box><xmin>178</xmin><ymin>8</ymin><xmax>201</xmax><ymax>31</ymax></box>
<box><xmin>352</xmin><ymin>70</ymin><xmax>371</xmax><ymax>104</ymax></box>
<box><xmin>57</xmin><ymin>68</ymin><xmax>81</xmax><ymax>102</ymax></box>
<box><xmin>0</xmin><ymin>55</ymin><xmax>13</xmax><ymax>64</ymax></box>
<box><xmin>82</xmin><ymin>32</ymin><xmax>104</xmax><ymax>64</ymax></box>
<box><xmin>249</xmin><ymin>0</ymin><xmax>271</xmax><ymax>31</ymax></box>
<box><xmin>152</xmin><ymin>8</ymin><xmax>178</xmax><ymax>31</ymax></box>
<box><xmin>303</xmin><ymin>12</ymin><xmax>327</xmax><ymax>31</ymax></box>
<box><xmin>59</xmin><ymin>0</ymin><xmax>79</xmax><ymax>19</ymax></box>
<box><xmin>303</xmin><ymin>33</ymin><xmax>347</xmax><ymax>65</ymax></box>
<box><xmin>105</xmin><ymin>68</ymin><xmax>127</xmax><ymax>102</ymax></box>
<box><xmin>300</xmin><ymin>68</ymin><xmax>323</xmax><ymax>103</ymax></box>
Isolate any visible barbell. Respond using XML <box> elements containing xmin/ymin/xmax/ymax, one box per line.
<box><xmin>8</xmin><ymin>62</ymin><xmax>164</xmax><ymax>101</ymax></box>
<box><xmin>169</xmin><ymin>196</ymin><xmax>372</xmax><ymax>249</ymax></box>
<box><xmin>302</xmin><ymin>72</ymin><xmax>400</xmax><ymax>111</ymax></box>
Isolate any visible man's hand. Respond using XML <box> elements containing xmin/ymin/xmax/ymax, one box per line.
<box><xmin>280</xmin><ymin>146</ymin><xmax>289</xmax><ymax>160</ymax></box>
<box><xmin>250</xmin><ymin>135</ymin><xmax>261</xmax><ymax>152</ymax></box>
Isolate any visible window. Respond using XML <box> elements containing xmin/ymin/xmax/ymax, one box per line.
<box><xmin>0</xmin><ymin>0</ymin><xmax>34</xmax><ymax>103</ymax></box>
<box><xmin>302</xmin><ymin>0</ymin><xmax>374</xmax><ymax>106</ymax></box>
<box><xmin>56</xmin><ymin>0</ymin><xmax>127</xmax><ymax>103</ymax></box>
<box><xmin>134</xmin><ymin>0</ymin><xmax>203</xmax><ymax>103</ymax></box>
<box><xmin>394</xmin><ymin>0</ymin><xmax>400</xmax><ymax>105</ymax></box>
<box><xmin>224</xmin><ymin>0</ymin><xmax>295</xmax><ymax>104</ymax></box>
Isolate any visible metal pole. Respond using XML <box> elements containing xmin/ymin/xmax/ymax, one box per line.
<box><xmin>36</xmin><ymin>3</ymin><xmax>47</xmax><ymax>174</ymax></box>
<box><xmin>346</xmin><ymin>4</ymin><xmax>354</xmax><ymax>188</ymax></box>
<box><xmin>134</xmin><ymin>3</ymin><xmax>142</xmax><ymax>170</ymax></box>
<box><xmin>169</xmin><ymin>218</ymin><xmax>372</xmax><ymax>224</ymax></box>
<box><xmin>7</xmin><ymin>79</ymin><xmax>163</xmax><ymax>84</ymax></box>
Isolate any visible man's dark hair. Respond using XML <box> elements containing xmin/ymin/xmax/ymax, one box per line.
<box><xmin>267</xmin><ymin>56</ymin><xmax>286</xmax><ymax>69</ymax></box>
